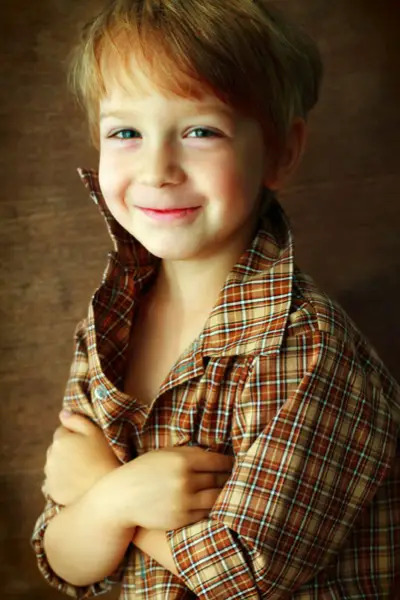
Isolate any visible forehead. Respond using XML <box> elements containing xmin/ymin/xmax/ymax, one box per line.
<box><xmin>99</xmin><ymin>89</ymin><xmax>235</xmax><ymax>123</ymax></box>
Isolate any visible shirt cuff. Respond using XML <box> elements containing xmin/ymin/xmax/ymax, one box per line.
<box><xmin>167</xmin><ymin>520</ymin><xmax>259</xmax><ymax>600</ymax></box>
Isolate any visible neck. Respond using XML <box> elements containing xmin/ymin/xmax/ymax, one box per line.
<box><xmin>152</xmin><ymin>221</ymin><xmax>258</xmax><ymax>317</ymax></box>
<box><xmin>156</xmin><ymin>256</ymin><xmax>231</xmax><ymax>316</ymax></box>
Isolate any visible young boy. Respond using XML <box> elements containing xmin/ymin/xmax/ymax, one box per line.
<box><xmin>32</xmin><ymin>0</ymin><xmax>400</xmax><ymax>598</ymax></box>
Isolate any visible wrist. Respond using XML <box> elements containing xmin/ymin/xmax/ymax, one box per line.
<box><xmin>90</xmin><ymin>461</ymin><xmax>139</xmax><ymax>530</ymax></box>
<box><xmin>132</xmin><ymin>528</ymin><xmax>178</xmax><ymax>576</ymax></box>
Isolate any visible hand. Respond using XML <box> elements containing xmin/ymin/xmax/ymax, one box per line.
<box><xmin>43</xmin><ymin>411</ymin><xmax>120</xmax><ymax>506</ymax></box>
<box><xmin>106</xmin><ymin>446</ymin><xmax>234</xmax><ymax>530</ymax></box>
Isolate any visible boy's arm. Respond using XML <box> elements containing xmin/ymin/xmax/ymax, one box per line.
<box><xmin>157</xmin><ymin>332</ymin><xmax>397</xmax><ymax>599</ymax></box>
<box><xmin>38</xmin><ymin>445</ymin><xmax>232</xmax><ymax>591</ymax></box>
<box><xmin>33</xmin><ymin>497</ymin><xmax>120</xmax><ymax>599</ymax></box>
<box><xmin>43</xmin><ymin>477</ymin><xmax>135</xmax><ymax>587</ymax></box>
<box><xmin>32</xmin><ymin>317</ymin><xmax>123</xmax><ymax>597</ymax></box>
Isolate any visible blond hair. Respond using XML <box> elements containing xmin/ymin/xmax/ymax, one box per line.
<box><xmin>69</xmin><ymin>0</ymin><xmax>323</xmax><ymax>155</ymax></box>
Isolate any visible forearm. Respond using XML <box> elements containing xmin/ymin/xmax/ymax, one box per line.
<box><xmin>133</xmin><ymin>528</ymin><xmax>178</xmax><ymax>577</ymax></box>
<box><xmin>44</xmin><ymin>480</ymin><xmax>135</xmax><ymax>587</ymax></box>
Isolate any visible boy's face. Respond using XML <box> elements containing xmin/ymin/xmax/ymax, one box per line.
<box><xmin>98</xmin><ymin>62</ymin><xmax>273</xmax><ymax>262</ymax></box>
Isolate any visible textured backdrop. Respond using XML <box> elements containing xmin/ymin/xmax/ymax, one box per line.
<box><xmin>1</xmin><ymin>0</ymin><xmax>399</xmax><ymax>597</ymax></box>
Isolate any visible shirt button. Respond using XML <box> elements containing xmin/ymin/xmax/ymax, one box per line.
<box><xmin>94</xmin><ymin>384</ymin><xmax>108</xmax><ymax>401</ymax></box>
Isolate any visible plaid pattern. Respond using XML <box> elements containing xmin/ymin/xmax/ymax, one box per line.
<box><xmin>32</xmin><ymin>169</ymin><xmax>400</xmax><ymax>599</ymax></box>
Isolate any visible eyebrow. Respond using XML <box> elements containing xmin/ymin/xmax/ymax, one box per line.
<box><xmin>99</xmin><ymin>104</ymin><xmax>234</xmax><ymax>121</ymax></box>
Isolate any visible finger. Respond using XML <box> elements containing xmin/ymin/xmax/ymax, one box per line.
<box><xmin>59</xmin><ymin>411</ymin><xmax>97</xmax><ymax>435</ymax></box>
<box><xmin>190</xmin><ymin>488</ymin><xmax>223</xmax><ymax>511</ymax></box>
<box><xmin>189</xmin><ymin>450</ymin><xmax>234</xmax><ymax>473</ymax></box>
<box><xmin>192</xmin><ymin>472</ymin><xmax>230</xmax><ymax>491</ymax></box>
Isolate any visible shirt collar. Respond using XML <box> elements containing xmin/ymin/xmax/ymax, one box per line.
<box><xmin>78</xmin><ymin>168</ymin><xmax>159</xmax><ymax>275</ymax></box>
<box><xmin>78</xmin><ymin>168</ymin><xmax>294</xmax><ymax>357</ymax></box>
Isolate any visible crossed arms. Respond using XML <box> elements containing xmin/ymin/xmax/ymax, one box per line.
<box><xmin>42</xmin><ymin>411</ymin><xmax>233</xmax><ymax>586</ymax></box>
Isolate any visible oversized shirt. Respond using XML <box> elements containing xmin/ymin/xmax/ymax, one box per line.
<box><xmin>32</xmin><ymin>169</ymin><xmax>400</xmax><ymax>599</ymax></box>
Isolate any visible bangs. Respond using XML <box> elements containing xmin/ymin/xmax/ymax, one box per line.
<box><xmin>97</xmin><ymin>27</ymin><xmax>218</xmax><ymax>104</ymax></box>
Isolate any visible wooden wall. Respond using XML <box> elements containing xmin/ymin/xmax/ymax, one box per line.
<box><xmin>1</xmin><ymin>0</ymin><xmax>399</xmax><ymax>597</ymax></box>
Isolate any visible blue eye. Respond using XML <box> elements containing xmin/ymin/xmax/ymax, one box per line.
<box><xmin>112</xmin><ymin>129</ymin><xmax>140</xmax><ymax>140</ymax></box>
<box><xmin>188</xmin><ymin>128</ymin><xmax>220</xmax><ymax>138</ymax></box>
<box><xmin>108</xmin><ymin>127</ymin><xmax>221</xmax><ymax>141</ymax></box>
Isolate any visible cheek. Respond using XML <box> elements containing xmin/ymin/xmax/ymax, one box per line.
<box><xmin>205</xmin><ymin>150</ymin><xmax>262</xmax><ymax>213</ymax></box>
<box><xmin>204</xmin><ymin>153</ymin><xmax>244</xmax><ymax>202</ymax></box>
<box><xmin>240</xmin><ymin>140</ymin><xmax>266</xmax><ymax>200</ymax></box>
<box><xmin>98</xmin><ymin>151</ymin><xmax>130</xmax><ymax>208</ymax></box>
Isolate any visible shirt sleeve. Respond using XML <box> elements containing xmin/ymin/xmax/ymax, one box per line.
<box><xmin>167</xmin><ymin>331</ymin><xmax>398</xmax><ymax>599</ymax></box>
<box><xmin>31</xmin><ymin>318</ymin><xmax>121</xmax><ymax>598</ymax></box>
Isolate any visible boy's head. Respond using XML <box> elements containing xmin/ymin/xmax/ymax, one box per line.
<box><xmin>69</xmin><ymin>0</ymin><xmax>323</xmax><ymax>262</ymax></box>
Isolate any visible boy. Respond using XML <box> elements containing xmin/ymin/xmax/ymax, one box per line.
<box><xmin>32</xmin><ymin>0</ymin><xmax>400</xmax><ymax>598</ymax></box>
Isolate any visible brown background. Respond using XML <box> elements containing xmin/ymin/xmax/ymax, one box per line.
<box><xmin>1</xmin><ymin>0</ymin><xmax>399</xmax><ymax>597</ymax></box>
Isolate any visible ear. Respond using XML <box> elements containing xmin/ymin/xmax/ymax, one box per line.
<box><xmin>264</xmin><ymin>118</ymin><xmax>308</xmax><ymax>191</ymax></box>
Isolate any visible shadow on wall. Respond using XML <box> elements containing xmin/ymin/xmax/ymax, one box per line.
<box><xmin>0</xmin><ymin>478</ymin><xmax>38</xmax><ymax>598</ymax></box>
<box><xmin>336</xmin><ymin>270</ymin><xmax>400</xmax><ymax>380</ymax></box>
<box><xmin>344</xmin><ymin>0</ymin><xmax>400</xmax><ymax>83</ymax></box>
<box><xmin>339</xmin><ymin>0</ymin><xmax>400</xmax><ymax>380</ymax></box>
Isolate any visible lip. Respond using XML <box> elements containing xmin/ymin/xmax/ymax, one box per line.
<box><xmin>137</xmin><ymin>206</ymin><xmax>201</xmax><ymax>222</ymax></box>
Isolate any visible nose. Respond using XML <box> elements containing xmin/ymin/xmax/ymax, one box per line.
<box><xmin>136</xmin><ymin>140</ymin><xmax>186</xmax><ymax>188</ymax></box>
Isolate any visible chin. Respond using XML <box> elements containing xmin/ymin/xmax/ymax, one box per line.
<box><xmin>140</xmin><ymin>237</ymin><xmax>205</xmax><ymax>261</ymax></box>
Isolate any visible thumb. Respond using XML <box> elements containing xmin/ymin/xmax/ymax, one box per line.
<box><xmin>59</xmin><ymin>410</ymin><xmax>96</xmax><ymax>435</ymax></box>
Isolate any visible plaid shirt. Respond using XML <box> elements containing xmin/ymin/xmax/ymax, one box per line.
<box><xmin>32</xmin><ymin>169</ymin><xmax>400</xmax><ymax>599</ymax></box>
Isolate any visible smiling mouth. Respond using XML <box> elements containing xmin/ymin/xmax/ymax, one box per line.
<box><xmin>137</xmin><ymin>206</ymin><xmax>201</xmax><ymax>222</ymax></box>
<box><xmin>138</xmin><ymin>207</ymin><xmax>199</xmax><ymax>212</ymax></box>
